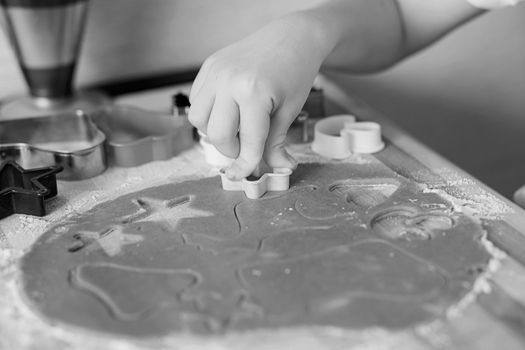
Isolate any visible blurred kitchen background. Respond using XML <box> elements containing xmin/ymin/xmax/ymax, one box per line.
<box><xmin>0</xmin><ymin>0</ymin><xmax>523</xmax><ymax>198</ymax></box>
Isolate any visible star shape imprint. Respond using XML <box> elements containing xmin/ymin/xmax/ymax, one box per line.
<box><xmin>0</xmin><ymin>160</ymin><xmax>62</xmax><ymax>219</ymax></box>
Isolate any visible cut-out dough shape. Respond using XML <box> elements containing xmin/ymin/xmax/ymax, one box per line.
<box><xmin>70</xmin><ymin>263</ymin><xmax>199</xmax><ymax>321</ymax></box>
<box><xmin>372</xmin><ymin>206</ymin><xmax>455</xmax><ymax>241</ymax></box>
<box><xmin>312</xmin><ymin>114</ymin><xmax>385</xmax><ymax>159</ymax></box>
<box><xmin>329</xmin><ymin>179</ymin><xmax>400</xmax><ymax>208</ymax></box>
<box><xmin>220</xmin><ymin>168</ymin><xmax>292</xmax><ymax>199</ymax></box>
<box><xmin>68</xmin><ymin>226</ymin><xmax>143</xmax><ymax>257</ymax></box>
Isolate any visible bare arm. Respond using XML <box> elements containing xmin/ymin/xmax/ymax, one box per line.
<box><xmin>302</xmin><ymin>0</ymin><xmax>484</xmax><ymax>72</ymax></box>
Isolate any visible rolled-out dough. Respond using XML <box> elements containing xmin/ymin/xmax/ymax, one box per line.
<box><xmin>21</xmin><ymin>163</ymin><xmax>491</xmax><ymax>336</ymax></box>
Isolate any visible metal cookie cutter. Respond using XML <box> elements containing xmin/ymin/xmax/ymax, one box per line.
<box><xmin>92</xmin><ymin>105</ymin><xmax>194</xmax><ymax>167</ymax></box>
<box><xmin>0</xmin><ymin>160</ymin><xmax>62</xmax><ymax>219</ymax></box>
<box><xmin>219</xmin><ymin>168</ymin><xmax>293</xmax><ymax>199</ymax></box>
<box><xmin>0</xmin><ymin>111</ymin><xmax>106</xmax><ymax>180</ymax></box>
<box><xmin>312</xmin><ymin>114</ymin><xmax>385</xmax><ymax>159</ymax></box>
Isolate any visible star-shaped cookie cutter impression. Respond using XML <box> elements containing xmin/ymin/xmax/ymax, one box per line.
<box><xmin>0</xmin><ymin>160</ymin><xmax>62</xmax><ymax>219</ymax></box>
<box><xmin>219</xmin><ymin>168</ymin><xmax>292</xmax><ymax>199</ymax></box>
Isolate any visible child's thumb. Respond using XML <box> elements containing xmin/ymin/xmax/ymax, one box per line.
<box><xmin>264</xmin><ymin>146</ymin><xmax>297</xmax><ymax>170</ymax></box>
<box><xmin>263</xmin><ymin>115</ymin><xmax>298</xmax><ymax>170</ymax></box>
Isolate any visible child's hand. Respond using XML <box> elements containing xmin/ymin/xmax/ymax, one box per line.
<box><xmin>189</xmin><ymin>0</ymin><xmax>484</xmax><ymax>179</ymax></box>
<box><xmin>188</xmin><ymin>13</ymin><xmax>333</xmax><ymax>180</ymax></box>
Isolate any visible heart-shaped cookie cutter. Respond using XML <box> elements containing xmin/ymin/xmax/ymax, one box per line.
<box><xmin>92</xmin><ymin>105</ymin><xmax>194</xmax><ymax>167</ymax></box>
<box><xmin>0</xmin><ymin>111</ymin><xmax>107</xmax><ymax>180</ymax></box>
<box><xmin>219</xmin><ymin>168</ymin><xmax>292</xmax><ymax>199</ymax></box>
<box><xmin>312</xmin><ymin>114</ymin><xmax>385</xmax><ymax>159</ymax></box>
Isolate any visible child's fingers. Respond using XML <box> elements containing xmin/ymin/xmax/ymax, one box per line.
<box><xmin>224</xmin><ymin>101</ymin><xmax>270</xmax><ymax>180</ymax></box>
<box><xmin>189</xmin><ymin>57</ymin><xmax>214</xmax><ymax>102</ymax></box>
<box><xmin>263</xmin><ymin>110</ymin><xmax>298</xmax><ymax>170</ymax></box>
<box><xmin>188</xmin><ymin>86</ymin><xmax>215</xmax><ymax>134</ymax></box>
<box><xmin>207</xmin><ymin>93</ymin><xmax>240</xmax><ymax>159</ymax></box>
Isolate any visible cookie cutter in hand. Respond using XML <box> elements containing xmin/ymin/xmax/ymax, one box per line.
<box><xmin>311</xmin><ymin>114</ymin><xmax>385</xmax><ymax>159</ymax></box>
<box><xmin>92</xmin><ymin>105</ymin><xmax>194</xmax><ymax>167</ymax></box>
<box><xmin>219</xmin><ymin>168</ymin><xmax>292</xmax><ymax>199</ymax></box>
<box><xmin>0</xmin><ymin>111</ymin><xmax>106</xmax><ymax>180</ymax></box>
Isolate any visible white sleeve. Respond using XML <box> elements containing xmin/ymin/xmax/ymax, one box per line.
<box><xmin>466</xmin><ymin>0</ymin><xmax>524</xmax><ymax>9</ymax></box>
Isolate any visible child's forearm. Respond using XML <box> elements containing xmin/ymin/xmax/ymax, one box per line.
<box><xmin>297</xmin><ymin>0</ymin><xmax>483</xmax><ymax>73</ymax></box>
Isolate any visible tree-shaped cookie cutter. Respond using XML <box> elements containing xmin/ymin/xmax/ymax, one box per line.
<box><xmin>219</xmin><ymin>168</ymin><xmax>292</xmax><ymax>199</ymax></box>
<box><xmin>312</xmin><ymin>114</ymin><xmax>385</xmax><ymax>159</ymax></box>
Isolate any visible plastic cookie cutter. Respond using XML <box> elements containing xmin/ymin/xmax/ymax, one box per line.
<box><xmin>0</xmin><ymin>160</ymin><xmax>62</xmax><ymax>220</ymax></box>
<box><xmin>0</xmin><ymin>110</ymin><xmax>106</xmax><ymax>180</ymax></box>
<box><xmin>219</xmin><ymin>167</ymin><xmax>293</xmax><ymax>199</ymax></box>
<box><xmin>311</xmin><ymin>114</ymin><xmax>385</xmax><ymax>159</ymax></box>
<box><xmin>92</xmin><ymin>105</ymin><xmax>194</xmax><ymax>167</ymax></box>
